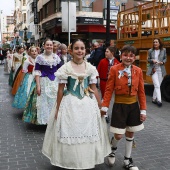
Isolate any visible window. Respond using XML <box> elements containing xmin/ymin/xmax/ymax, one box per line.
<box><xmin>31</xmin><ymin>2</ymin><xmax>34</xmax><ymax>13</ymax></box>
<box><xmin>44</xmin><ymin>4</ymin><xmax>48</xmax><ymax>17</ymax></box>
<box><xmin>23</xmin><ymin>0</ymin><xmax>26</xmax><ymax>6</ymax></box>
<box><xmin>23</xmin><ymin>13</ymin><xmax>26</xmax><ymax>23</ymax></box>
<box><xmin>82</xmin><ymin>1</ymin><xmax>93</xmax><ymax>12</ymax></box>
<box><xmin>54</xmin><ymin>0</ymin><xmax>57</xmax><ymax>12</ymax></box>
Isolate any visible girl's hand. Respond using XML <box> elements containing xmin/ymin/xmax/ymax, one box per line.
<box><xmin>36</xmin><ymin>86</ymin><xmax>41</xmax><ymax>96</ymax></box>
<box><xmin>100</xmin><ymin>110</ymin><xmax>106</xmax><ymax>116</ymax></box>
<box><xmin>140</xmin><ymin>114</ymin><xmax>147</xmax><ymax>122</ymax></box>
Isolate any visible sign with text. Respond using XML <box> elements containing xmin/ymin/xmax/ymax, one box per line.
<box><xmin>33</xmin><ymin>0</ymin><xmax>38</xmax><ymax>24</ymax></box>
<box><xmin>103</xmin><ymin>9</ymin><xmax>119</xmax><ymax>21</ymax></box>
<box><xmin>62</xmin><ymin>2</ymin><xmax>76</xmax><ymax>32</ymax></box>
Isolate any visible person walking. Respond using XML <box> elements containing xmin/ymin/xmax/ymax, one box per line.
<box><xmin>58</xmin><ymin>43</ymin><xmax>72</xmax><ymax>66</ymax></box>
<box><xmin>12</xmin><ymin>46</ymin><xmax>38</xmax><ymax>109</ymax></box>
<box><xmin>42</xmin><ymin>39</ymin><xmax>111</xmax><ymax>169</ymax></box>
<box><xmin>146</xmin><ymin>38</ymin><xmax>167</xmax><ymax>107</ymax></box>
<box><xmin>97</xmin><ymin>46</ymin><xmax>120</xmax><ymax>98</ymax></box>
<box><xmin>101</xmin><ymin>45</ymin><xmax>147</xmax><ymax>170</ymax></box>
<box><xmin>34</xmin><ymin>39</ymin><xmax>61</xmax><ymax>125</ymax></box>
<box><xmin>88</xmin><ymin>42</ymin><xmax>105</xmax><ymax>67</ymax></box>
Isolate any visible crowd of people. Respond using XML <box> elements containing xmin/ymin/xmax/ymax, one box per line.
<box><xmin>1</xmin><ymin>38</ymin><xmax>152</xmax><ymax>170</ymax></box>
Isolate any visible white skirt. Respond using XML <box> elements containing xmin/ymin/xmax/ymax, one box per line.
<box><xmin>42</xmin><ymin>93</ymin><xmax>111</xmax><ymax>169</ymax></box>
<box><xmin>36</xmin><ymin>77</ymin><xmax>58</xmax><ymax>125</ymax></box>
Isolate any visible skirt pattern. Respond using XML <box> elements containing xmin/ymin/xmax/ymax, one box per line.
<box><xmin>22</xmin><ymin>81</ymin><xmax>38</xmax><ymax>124</ymax></box>
<box><xmin>8</xmin><ymin>69</ymin><xmax>14</xmax><ymax>87</ymax></box>
<box><xmin>42</xmin><ymin>93</ymin><xmax>111</xmax><ymax>169</ymax></box>
<box><xmin>36</xmin><ymin>77</ymin><xmax>58</xmax><ymax>125</ymax></box>
<box><xmin>12</xmin><ymin>73</ymin><xmax>34</xmax><ymax>109</ymax></box>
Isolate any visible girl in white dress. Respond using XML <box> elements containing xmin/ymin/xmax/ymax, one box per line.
<box><xmin>34</xmin><ymin>39</ymin><xmax>61</xmax><ymax>125</ymax></box>
<box><xmin>42</xmin><ymin>39</ymin><xmax>111</xmax><ymax>169</ymax></box>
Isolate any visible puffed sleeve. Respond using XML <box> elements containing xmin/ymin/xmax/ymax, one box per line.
<box><xmin>34</xmin><ymin>63</ymin><xmax>42</xmax><ymax>76</ymax></box>
<box><xmin>54</xmin><ymin>64</ymin><xmax>68</xmax><ymax>84</ymax></box>
<box><xmin>34</xmin><ymin>55</ymin><xmax>42</xmax><ymax>76</ymax></box>
<box><xmin>22</xmin><ymin>59</ymin><xmax>30</xmax><ymax>73</ymax></box>
<box><xmin>88</xmin><ymin>64</ymin><xmax>98</xmax><ymax>84</ymax></box>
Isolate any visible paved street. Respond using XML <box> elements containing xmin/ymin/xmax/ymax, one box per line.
<box><xmin>0</xmin><ymin>64</ymin><xmax>170</xmax><ymax>170</ymax></box>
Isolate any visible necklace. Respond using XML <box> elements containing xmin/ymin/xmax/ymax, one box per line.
<box><xmin>72</xmin><ymin>60</ymin><xmax>84</xmax><ymax>65</ymax></box>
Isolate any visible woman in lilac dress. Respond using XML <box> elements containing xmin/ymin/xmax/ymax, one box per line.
<box><xmin>34</xmin><ymin>39</ymin><xmax>61</xmax><ymax>125</ymax></box>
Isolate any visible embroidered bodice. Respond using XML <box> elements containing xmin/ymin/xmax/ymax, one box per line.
<box><xmin>64</xmin><ymin>76</ymin><xmax>90</xmax><ymax>99</ymax></box>
<box><xmin>55</xmin><ymin>61</ymin><xmax>98</xmax><ymax>98</ymax></box>
<box><xmin>35</xmin><ymin>53</ymin><xmax>61</xmax><ymax>80</ymax></box>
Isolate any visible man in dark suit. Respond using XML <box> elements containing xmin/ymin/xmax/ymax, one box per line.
<box><xmin>88</xmin><ymin>42</ymin><xmax>105</xmax><ymax>67</ymax></box>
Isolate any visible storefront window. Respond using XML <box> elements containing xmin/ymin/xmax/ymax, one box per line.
<box><xmin>82</xmin><ymin>1</ymin><xmax>93</xmax><ymax>12</ymax></box>
<box><xmin>54</xmin><ymin>0</ymin><xmax>57</xmax><ymax>12</ymax></box>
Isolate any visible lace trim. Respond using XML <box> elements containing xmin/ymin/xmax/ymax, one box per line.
<box><xmin>35</xmin><ymin>53</ymin><xmax>61</xmax><ymax>67</ymax></box>
<box><xmin>56</xmin><ymin>61</ymin><xmax>98</xmax><ymax>83</ymax></box>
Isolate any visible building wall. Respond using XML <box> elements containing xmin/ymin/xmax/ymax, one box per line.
<box><xmin>93</xmin><ymin>0</ymin><xmax>104</xmax><ymax>12</ymax></box>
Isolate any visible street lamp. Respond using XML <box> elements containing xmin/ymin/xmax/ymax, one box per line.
<box><xmin>23</xmin><ymin>26</ymin><xmax>28</xmax><ymax>46</ymax></box>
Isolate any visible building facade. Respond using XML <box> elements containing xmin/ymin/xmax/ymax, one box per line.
<box><xmin>36</xmin><ymin>0</ymin><xmax>117</xmax><ymax>47</ymax></box>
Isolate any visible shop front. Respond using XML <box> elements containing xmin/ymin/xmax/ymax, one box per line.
<box><xmin>41</xmin><ymin>17</ymin><xmax>117</xmax><ymax>47</ymax></box>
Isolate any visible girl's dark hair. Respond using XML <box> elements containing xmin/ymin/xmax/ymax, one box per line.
<box><xmin>44</xmin><ymin>38</ymin><xmax>52</xmax><ymax>45</ymax></box>
<box><xmin>121</xmin><ymin>45</ymin><xmax>137</xmax><ymax>55</ymax></box>
<box><xmin>153</xmin><ymin>38</ymin><xmax>163</xmax><ymax>50</ymax></box>
<box><xmin>70</xmin><ymin>39</ymin><xmax>85</xmax><ymax>50</ymax></box>
<box><xmin>107</xmin><ymin>46</ymin><xmax>116</xmax><ymax>55</ymax></box>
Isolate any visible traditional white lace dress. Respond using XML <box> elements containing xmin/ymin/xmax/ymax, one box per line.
<box><xmin>34</xmin><ymin>53</ymin><xmax>61</xmax><ymax>125</ymax></box>
<box><xmin>42</xmin><ymin>61</ymin><xmax>111</xmax><ymax>169</ymax></box>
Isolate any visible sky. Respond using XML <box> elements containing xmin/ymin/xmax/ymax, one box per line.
<box><xmin>0</xmin><ymin>0</ymin><xmax>15</xmax><ymax>15</ymax></box>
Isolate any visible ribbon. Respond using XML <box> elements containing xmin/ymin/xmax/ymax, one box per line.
<box><xmin>118</xmin><ymin>67</ymin><xmax>132</xmax><ymax>86</ymax></box>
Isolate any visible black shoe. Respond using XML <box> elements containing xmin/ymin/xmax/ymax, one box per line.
<box><xmin>157</xmin><ymin>101</ymin><xmax>162</xmax><ymax>107</ymax></box>
<box><xmin>124</xmin><ymin>157</ymin><xmax>139</xmax><ymax>170</ymax></box>
<box><xmin>152</xmin><ymin>99</ymin><xmax>157</xmax><ymax>104</ymax></box>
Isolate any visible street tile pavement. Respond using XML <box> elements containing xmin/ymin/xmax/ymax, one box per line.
<box><xmin>0</xmin><ymin>65</ymin><xmax>170</xmax><ymax>170</ymax></box>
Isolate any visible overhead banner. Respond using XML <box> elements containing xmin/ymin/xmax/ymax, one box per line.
<box><xmin>19</xmin><ymin>30</ymin><xmax>24</xmax><ymax>37</ymax></box>
<box><xmin>27</xmin><ymin>32</ymin><xmax>32</xmax><ymax>39</ymax></box>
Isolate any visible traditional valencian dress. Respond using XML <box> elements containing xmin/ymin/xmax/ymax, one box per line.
<box><xmin>42</xmin><ymin>61</ymin><xmax>111</xmax><ymax>169</ymax></box>
<box><xmin>9</xmin><ymin>52</ymin><xmax>23</xmax><ymax>86</ymax></box>
<box><xmin>12</xmin><ymin>56</ymin><xmax>35</xmax><ymax>109</ymax></box>
<box><xmin>26</xmin><ymin>53</ymin><xmax>61</xmax><ymax>125</ymax></box>
<box><xmin>11</xmin><ymin>53</ymin><xmax>27</xmax><ymax>95</ymax></box>
<box><xmin>6</xmin><ymin>52</ymin><xmax>13</xmax><ymax>73</ymax></box>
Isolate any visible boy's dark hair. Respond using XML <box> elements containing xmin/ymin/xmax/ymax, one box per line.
<box><xmin>121</xmin><ymin>45</ymin><xmax>137</xmax><ymax>55</ymax></box>
<box><xmin>107</xmin><ymin>46</ymin><xmax>116</xmax><ymax>55</ymax></box>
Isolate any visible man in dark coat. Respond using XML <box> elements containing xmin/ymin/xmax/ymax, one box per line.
<box><xmin>88</xmin><ymin>42</ymin><xmax>105</xmax><ymax>67</ymax></box>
